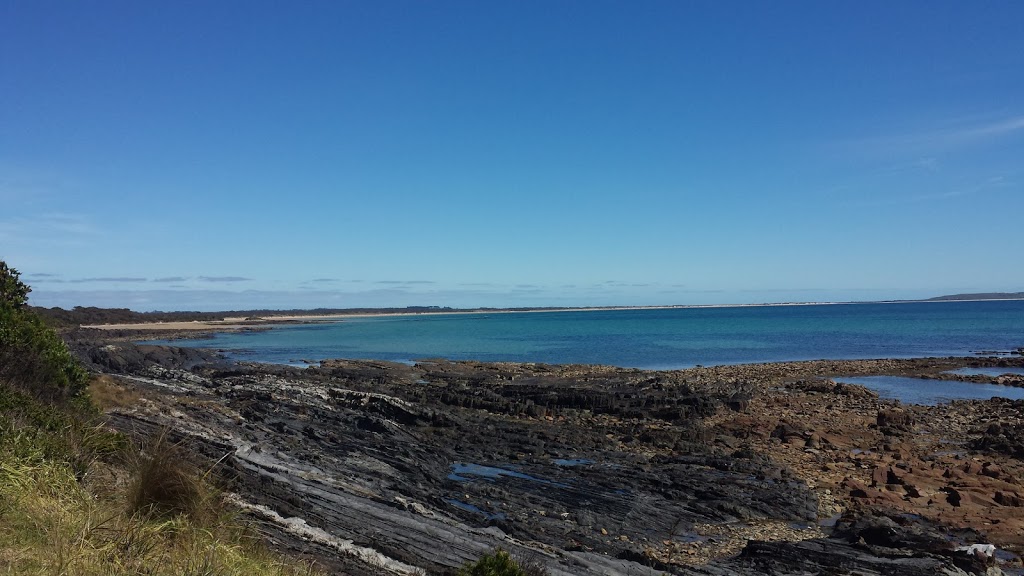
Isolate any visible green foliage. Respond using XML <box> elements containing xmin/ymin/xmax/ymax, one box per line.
<box><xmin>0</xmin><ymin>386</ymin><xmax>127</xmax><ymax>479</ymax></box>
<box><xmin>458</xmin><ymin>549</ymin><xmax>548</xmax><ymax>576</ymax></box>
<box><xmin>0</xmin><ymin>261</ymin><xmax>30</xmax><ymax>308</ymax></box>
<box><xmin>0</xmin><ymin>260</ymin><xmax>90</xmax><ymax>402</ymax></box>
<box><xmin>0</xmin><ymin>304</ymin><xmax>90</xmax><ymax>401</ymax></box>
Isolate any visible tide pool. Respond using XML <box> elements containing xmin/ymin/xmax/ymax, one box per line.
<box><xmin>834</xmin><ymin>375</ymin><xmax>1024</xmax><ymax>405</ymax></box>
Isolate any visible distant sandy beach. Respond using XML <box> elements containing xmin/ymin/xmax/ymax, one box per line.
<box><xmin>81</xmin><ymin>297</ymin><xmax>1024</xmax><ymax>332</ymax></box>
<box><xmin>82</xmin><ymin>319</ymin><xmax>257</xmax><ymax>331</ymax></box>
<box><xmin>82</xmin><ymin>303</ymin><xmax>844</xmax><ymax>331</ymax></box>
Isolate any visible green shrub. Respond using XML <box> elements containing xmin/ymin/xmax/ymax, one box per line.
<box><xmin>458</xmin><ymin>549</ymin><xmax>548</xmax><ymax>576</ymax></box>
<box><xmin>0</xmin><ymin>261</ymin><xmax>30</xmax><ymax>307</ymax></box>
<box><xmin>0</xmin><ymin>261</ymin><xmax>89</xmax><ymax>403</ymax></box>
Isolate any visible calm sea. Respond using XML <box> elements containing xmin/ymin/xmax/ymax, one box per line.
<box><xmin>161</xmin><ymin>300</ymin><xmax>1024</xmax><ymax>369</ymax></box>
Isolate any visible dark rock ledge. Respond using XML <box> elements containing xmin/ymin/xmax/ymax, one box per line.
<box><xmin>79</xmin><ymin>339</ymin><xmax>1017</xmax><ymax>575</ymax></box>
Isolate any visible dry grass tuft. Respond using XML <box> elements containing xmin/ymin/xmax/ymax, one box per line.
<box><xmin>0</xmin><ymin>456</ymin><xmax>321</xmax><ymax>576</ymax></box>
<box><xmin>1</xmin><ymin>448</ymin><xmax>319</xmax><ymax>573</ymax></box>
<box><xmin>0</xmin><ymin>397</ymin><xmax>321</xmax><ymax>576</ymax></box>
<box><xmin>127</xmin><ymin>429</ymin><xmax>209</xmax><ymax>519</ymax></box>
<box><xmin>87</xmin><ymin>375</ymin><xmax>143</xmax><ymax>410</ymax></box>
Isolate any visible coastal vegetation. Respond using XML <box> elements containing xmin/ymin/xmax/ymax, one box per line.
<box><xmin>457</xmin><ymin>549</ymin><xmax>547</xmax><ymax>576</ymax></box>
<box><xmin>0</xmin><ymin>261</ymin><xmax>320</xmax><ymax>576</ymax></box>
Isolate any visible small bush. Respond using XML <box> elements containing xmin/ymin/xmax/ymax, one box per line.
<box><xmin>0</xmin><ymin>261</ymin><xmax>30</xmax><ymax>307</ymax></box>
<box><xmin>0</xmin><ymin>304</ymin><xmax>90</xmax><ymax>403</ymax></box>
<box><xmin>127</xmin><ymin>429</ymin><xmax>211</xmax><ymax>519</ymax></box>
<box><xmin>0</xmin><ymin>261</ymin><xmax>89</xmax><ymax>404</ymax></box>
<box><xmin>458</xmin><ymin>549</ymin><xmax>548</xmax><ymax>576</ymax></box>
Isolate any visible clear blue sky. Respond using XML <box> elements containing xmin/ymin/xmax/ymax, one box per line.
<box><xmin>3</xmin><ymin>1</ymin><xmax>1023</xmax><ymax>311</ymax></box>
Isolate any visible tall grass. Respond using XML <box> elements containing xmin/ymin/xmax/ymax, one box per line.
<box><xmin>126</xmin><ymin>429</ymin><xmax>210</xmax><ymax>519</ymax></box>
<box><xmin>0</xmin><ymin>454</ymin><xmax>319</xmax><ymax>575</ymax></box>
<box><xmin>0</xmin><ymin>378</ymin><xmax>320</xmax><ymax>575</ymax></box>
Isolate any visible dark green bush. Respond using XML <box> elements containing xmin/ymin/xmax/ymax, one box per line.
<box><xmin>0</xmin><ymin>305</ymin><xmax>90</xmax><ymax>402</ymax></box>
<box><xmin>457</xmin><ymin>549</ymin><xmax>547</xmax><ymax>576</ymax></box>
<box><xmin>0</xmin><ymin>261</ymin><xmax>89</xmax><ymax>403</ymax></box>
<box><xmin>0</xmin><ymin>261</ymin><xmax>30</xmax><ymax>308</ymax></box>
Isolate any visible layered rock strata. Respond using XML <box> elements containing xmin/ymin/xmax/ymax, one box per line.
<box><xmin>78</xmin><ymin>339</ymin><xmax>1024</xmax><ymax>575</ymax></box>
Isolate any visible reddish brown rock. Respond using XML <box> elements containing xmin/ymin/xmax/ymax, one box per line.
<box><xmin>981</xmin><ymin>463</ymin><xmax>1002</xmax><ymax>478</ymax></box>
<box><xmin>876</xmin><ymin>409</ymin><xmax>913</xmax><ymax>432</ymax></box>
<box><xmin>994</xmin><ymin>490</ymin><xmax>1024</xmax><ymax>506</ymax></box>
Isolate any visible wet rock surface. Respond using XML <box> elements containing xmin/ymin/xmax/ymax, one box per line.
<box><xmin>79</xmin><ymin>337</ymin><xmax>1024</xmax><ymax>575</ymax></box>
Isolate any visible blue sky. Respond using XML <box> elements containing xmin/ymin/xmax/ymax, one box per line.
<box><xmin>2</xmin><ymin>1</ymin><xmax>1023</xmax><ymax>311</ymax></box>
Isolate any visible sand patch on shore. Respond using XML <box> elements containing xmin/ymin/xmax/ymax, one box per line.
<box><xmin>83</xmin><ymin>320</ymin><xmax>254</xmax><ymax>331</ymax></box>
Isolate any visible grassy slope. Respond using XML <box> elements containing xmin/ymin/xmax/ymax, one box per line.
<box><xmin>0</xmin><ymin>371</ymin><xmax>321</xmax><ymax>576</ymax></box>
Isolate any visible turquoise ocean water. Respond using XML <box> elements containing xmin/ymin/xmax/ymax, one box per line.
<box><xmin>163</xmin><ymin>300</ymin><xmax>1024</xmax><ymax>370</ymax></box>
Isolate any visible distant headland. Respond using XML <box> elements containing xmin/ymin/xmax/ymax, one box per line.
<box><xmin>923</xmin><ymin>292</ymin><xmax>1024</xmax><ymax>302</ymax></box>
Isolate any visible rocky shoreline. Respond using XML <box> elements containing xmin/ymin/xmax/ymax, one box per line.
<box><xmin>70</xmin><ymin>331</ymin><xmax>1024</xmax><ymax>575</ymax></box>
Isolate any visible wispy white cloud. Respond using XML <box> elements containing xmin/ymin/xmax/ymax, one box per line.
<box><xmin>958</xmin><ymin>116</ymin><xmax>1024</xmax><ymax>139</ymax></box>
<box><xmin>849</xmin><ymin>175</ymin><xmax>1015</xmax><ymax>207</ymax></box>
<box><xmin>841</xmin><ymin>114</ymin><xmax>1024</xmax><ymax>157</ymax></box>
<box><xmin>0</xmin><ymin>167</ymin><xmax>75</xmax><ymax>206</ymax></box>
<box><xmin>658</xmin><ymin>289</ymin><xmax>725</xmax><ymax>294</ymax></box>
<box><xmin>69</xmin><ymin>277</ymin><xmax>148</xmax><ymax>283</ymax></box>
<box><xmin>0</xmin><ymin>213</ymin><xmax>102</xmax><ymax>244</ymax></box>
<box><xmin>198</xmin><ymin>276</ymin><xmax>252</xmax><ymax>282</ymax></box>
<box><xmin>908</xmin><ymin>175</ymin><xmax>1013</xmax><ymax>203</ymax></box>
<box><xmin>882</xmin><ymin>157</ymin><xmax>939</xmax><ymax>173</ymax></box>
<box><xmin>596</xmin><ymin>280</ymin><xmax>659</xmax><ymax>289</ymax></box>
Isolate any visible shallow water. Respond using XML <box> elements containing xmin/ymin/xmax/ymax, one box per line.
<box><xmin>447</xmin><ymin>463</ymin><xmax>566</xmax><ymax>487</ymax></box>
<box><xmin>553</xmin><ymin>458</ymin><xmax>594</xmax><ymax>467</ymax></box>
<box><xmin>835</xmin><ymin>375</ymin><xmax>1024</xmax><ymax>405</ymax></box>
<box><xmin>946</xmin><ymin>367</ymin><xmax>1024</xmax><ymax>377</ymax></box>
<box><xmin>444</xmin><ymin>499</ymin><xmax>506</xmax><ymax>520</ymax></box>
<box><xmin>157</xmin><ymin>300</ymin><xmax>1024</xmax><ymax>369</ymax></box>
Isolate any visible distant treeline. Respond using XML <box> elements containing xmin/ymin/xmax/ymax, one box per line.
<box><xmin>926</xmin><ymin>292</ymin><xmax>1024</xmax><ymax>302</ymax></box>
<box><xmin>30</xmin><ymin>305</ymin><xmax>460</xmax><ymax>328</ymax></box>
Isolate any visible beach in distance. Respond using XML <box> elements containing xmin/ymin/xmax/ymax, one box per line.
<box><xmin>83</xmin><ymin>294</ymin><xmax>1024</xmax><ymax>332</ymax></box>
<box><xmin>140</xmin><ymin>299</ymin><xmax>1024</xmax><ymax>370</ymax></box>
